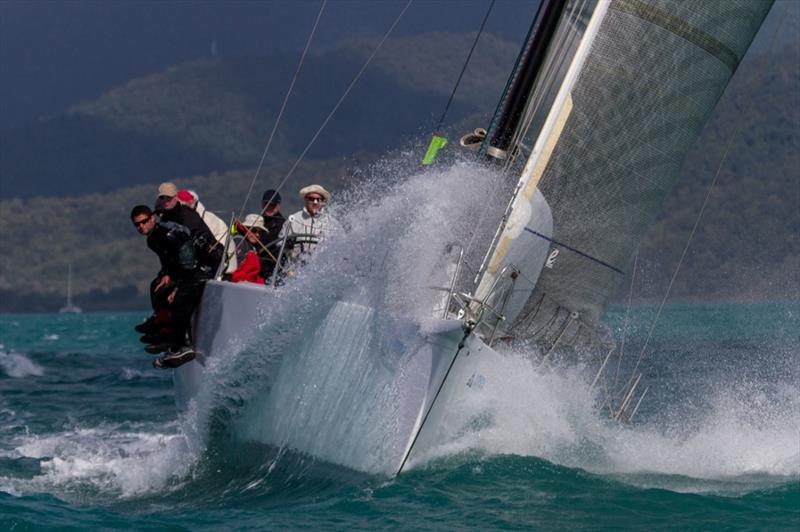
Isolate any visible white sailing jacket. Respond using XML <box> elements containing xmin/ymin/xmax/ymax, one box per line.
<box><xmin>196</xmin><ymin>201</ymin><xmax>237</xmax><ymax>272</ymax></box>
<box><xmin>279</xmin><ymin>207</ymin><xmax>337</xmax><ymax>258</ymax></box>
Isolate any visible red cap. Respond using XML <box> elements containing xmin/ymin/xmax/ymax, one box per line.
<box><xmin>176</xmin><ymin>190</ymin><xmax>195</xmax><ymax>203</ymax></box>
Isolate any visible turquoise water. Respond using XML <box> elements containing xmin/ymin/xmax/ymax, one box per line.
<box><xmin>1</xmin><ymin>303</ymin><xmax>798</xmax><ymax>530</ymax></box>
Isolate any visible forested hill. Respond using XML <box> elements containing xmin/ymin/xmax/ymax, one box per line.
<box><xmin>0</xmin><ymin>32</ymin><xmax>517</xmax><ymax>200</ymax></box>
<box><xmin>0</xmin><ymin>32</ymin><xmax>797</xmax><ymax>312</ymax></box>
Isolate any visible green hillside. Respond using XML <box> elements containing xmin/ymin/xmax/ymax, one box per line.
<box><xmin>0</xmin><ymin>34</ymin><xmax>796</xmax><ymax>312</ymax></box>
<box><xmin>0</xmin><ymin>157</ymin><xmax>357</xmax><ymax>312</ymax></box>
<box><xmin>0</xmin><ymin>31</ymin><xmax>517</xmax><ymax>200</ymax></box>
<box><xmin>70</xmin><ymin>58</ymin><xmax>280</xmax><ymax>165</ymax></box>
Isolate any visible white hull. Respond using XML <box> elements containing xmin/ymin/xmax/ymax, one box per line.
<box><xmin>173</xmin><ymin>280</ymin><xmax>499</xmax><ymax>473</ymax></box>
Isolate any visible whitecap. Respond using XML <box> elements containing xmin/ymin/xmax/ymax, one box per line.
<box><xmin>411</xmin><ymin>346</ymin><xmax>799</xmax><ymax>491</ymax></box>
<box><xmin>6</xmin><ymin>424</ymin><xmax>197</xmax><ymax>499</ymax></box>
<box><xmin>0</xmin><ymin>351</ymin><xmax>44</xmax><ymax>378</ymax></box>
<box><xmin>120</xmin><ymin>367</ymin><xmax>158</xmax><ymax>380</ymax></box>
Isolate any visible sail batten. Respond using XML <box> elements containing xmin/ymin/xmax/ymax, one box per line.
<box><xmin>611</xmin><ymin>0</ymin><xmax>742</xmax><ymax>71</ymax></box>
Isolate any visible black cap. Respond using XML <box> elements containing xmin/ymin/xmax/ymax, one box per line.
<box><xmin>261</xmin><ymin>189</ymin><xmax>282</xmax><ymax>205</ymax></box>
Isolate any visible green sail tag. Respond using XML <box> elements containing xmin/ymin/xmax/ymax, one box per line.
<box><xmin>422</xmin><ymin>135</ymin><xmax>448</xmax><ymax>165</ymax></box>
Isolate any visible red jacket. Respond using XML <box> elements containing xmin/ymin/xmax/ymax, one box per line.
<box><xmin>230</xmin><ymin>251</ymin><xmax>265</xmax><ymax>284</ymax></box>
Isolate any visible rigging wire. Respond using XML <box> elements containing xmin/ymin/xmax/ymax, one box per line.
<box><xmin>432</xmin><ymin>0</ymin><xmax>496</xmax><ymax>133</ymax></box>
<box><xmin>238</xmin><ymin>0</ymin><xmax>327</xmax><ymax>218</ymax></box>
<box><xmin>269</xmin><ymin>0</ymin><xmax>414</xmax><ymax>199</ymax></box>
<box><xmin>628</xmin><ymin>1</ymin><xmax>790</xmax><ymax>378</ymax></box>
<box><xmin>612</xmin><ymin>250</ymin><xmax>637</xmax><ymax>392</ymax></box>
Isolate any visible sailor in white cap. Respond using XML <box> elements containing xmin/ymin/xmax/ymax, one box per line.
<box><xmin>279</xmin><ymin>184</ymin><xmax>336</xmax><ymax>262</ymax></box>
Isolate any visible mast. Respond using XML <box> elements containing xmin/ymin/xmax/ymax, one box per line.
<box><xmin>480</xmin><ymin>0</ymin><xmax>567</xmax><ymax>162</ymax></box>
<box><xmin>472</xmin><ymin>0</ymin><xmax>610</xmax><ymax>316</ymax></box>
<box><xmin>60</xmin><ymin>262</ymin><xmax>81</xmax><ymax>313</ymax></box>
<box><xmin>66</xmin><ymin>263</ymin><xmax>73</xmax><ymax>307</ymax></box>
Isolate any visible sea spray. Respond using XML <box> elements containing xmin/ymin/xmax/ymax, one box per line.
<box><xmin>177</xmin><ymin>158</ymin><xmax>799</xmax><ymax>491</ymax></box>
<box><xmin>404</xmin><ymin>322</ymin><xmax>799</xmax><ymax>493</ymax></box>
<box><xmin>1</xmin><ymin>423</ymin><xmax>193</xmax><ymax>499</ymax></box>
<box><xmin>184</xmin><ymin>159</ymin><xmax>507</xmax><ymax>475</ymax></box>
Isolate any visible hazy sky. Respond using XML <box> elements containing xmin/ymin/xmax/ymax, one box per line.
<box><xmin>0</xmin><ymin>0</ymin><xmax>536</xmax><ymax>132</ymax></box>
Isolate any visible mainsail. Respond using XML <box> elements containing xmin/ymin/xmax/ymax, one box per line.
<box><xmin>473</xmin><ymin>0</ymin><xmax>773</xmax><ymax>351</ymax></box>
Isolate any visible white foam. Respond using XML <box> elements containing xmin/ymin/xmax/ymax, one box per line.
<box><xmin>598</xmin><ymin>380</ymin><xmax>800</xmax><ymax>479</ymax></box>
<box><xmin>0</xmin><ymin>351</ymin><xmax>44</xmax><ymax>378</ymax></box>
<box><xmin>2</xmin><ymin>424</ymin><xmax>197</xmax><ymax>498</ymax></box>
<box><xmin>194</xmin><ymin>159</ymin><xmax>506</xmax><ymax>475</ymax></box>
<box><xmin>119</xmin><ymin>367</ymin><xmax>160</xmax><ymax>381</ymax></box>
<box><xmin>184</xmin><ymin>157</ymin><xmax>796</xmax><ymax>489</ymax></box>
<box><xmin>412</xmin><ymin>347</ymin><xmax>800</xmax><ymax>485</ymax></box>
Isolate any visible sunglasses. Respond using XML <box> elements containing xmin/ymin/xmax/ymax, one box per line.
<box><xmin>305</xmin><ymin>196</ymin><xmax>325</xmax><ymax>204</ymax></box>
<box><xmin>133</xmin><ymin>217</ymin><xmax>151</xmax><ymax>227</ymax></box>
<box><xmin>158</xmin><ymin>195</ymin><xmax>174</xmax><ymax>201</ymax></box>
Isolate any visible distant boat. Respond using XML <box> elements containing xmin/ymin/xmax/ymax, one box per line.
<box><xmin>59</xmin><ymin>263</ymin><xmax>82</xmax><ymax>314</ymax></box>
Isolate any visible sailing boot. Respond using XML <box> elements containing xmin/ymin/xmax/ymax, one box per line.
<box><xmin>153</xmin><ymin>346</ymin><xmax>196</xmax><ymax>369</ymax></box>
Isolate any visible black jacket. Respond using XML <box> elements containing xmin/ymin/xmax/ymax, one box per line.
<box><xmin>263</xmin><ymin>211</ymin><xmax>286</xmax><ymax>242</ymax></box>
<box><xmin>262</xmin><ymin>211</ymin><xmax>287</xmax><ymax>275</ymax></box>
<box><xmin>147</xmin><ymin>221</ymin><xmax>197</xmax><ymax>279</ymax></box>
<box><xmin>161</xmin><ymin>204</ymin><xmax>221</xmax><ymax>269</ymax></box>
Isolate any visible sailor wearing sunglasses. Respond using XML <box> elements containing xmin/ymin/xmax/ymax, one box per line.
<box><xmin>280</xmin><ymin>184</ymin><xmax>336</xmax><ymax>262</ymax></box>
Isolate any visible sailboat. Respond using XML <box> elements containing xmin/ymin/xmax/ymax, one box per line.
<box><xmin>173</xmin><ymin>0</ymin><xmax>774</xmax><ymax>474</ymax></box>
<box><xmin>59</xmin><ymin>263</ymin><xmax>82</xmax><ymax>314</ymax></box>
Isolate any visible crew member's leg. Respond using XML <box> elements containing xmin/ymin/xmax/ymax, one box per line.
<box><xmin>166</xmin><ymin>273</ymin><xmax>208</xmax><ymax>350</ymax></box>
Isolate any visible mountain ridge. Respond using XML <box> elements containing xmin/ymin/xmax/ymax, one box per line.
<box><xmin>0</xmin><ymin>34</ymin><xmax>797</xmax><ymax>311</ymax></box>
<box><xmin>0</xmin><ymin>31</ymin><xmax>517</xmax><ymax>200</ymax></box>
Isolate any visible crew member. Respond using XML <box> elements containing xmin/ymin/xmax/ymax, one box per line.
<box><xmin>131</xmin><ymin>204</ymin><xmax>210</xmax><ymax>368</ymax></box>
<box><xmin>156</xmin><ymin>182</ymin><xmax>222</xmax><ymax>273</ymax></box>
<box><xmin>280</xmin><ymin>184</ymin><xmax>335</xmax><ymax>262</ymax></box>
<box><xmin>230</xmin><ymin>214</ymin><xmax>271</xmax><ymax>285</ymax></box>
<box><xmin>177</xmin><ymin>189</ymin><xmax>237</xmax><ymax>273</ymax></box>
<box><xmin>260</xmin><ymin>188</ymin><xmax>286</xmax><ymax>277</ymax></box>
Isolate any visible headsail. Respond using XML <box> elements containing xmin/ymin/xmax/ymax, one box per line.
<box><xmin>473</xmin><ymin>0</ymin><xmax>773</xmax><ymax>350</ymax></box>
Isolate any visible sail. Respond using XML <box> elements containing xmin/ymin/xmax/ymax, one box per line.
<box><xmin>476</xmin><ymin>0</ymin><xmax>773</xmax><ymax>348</ymax></box>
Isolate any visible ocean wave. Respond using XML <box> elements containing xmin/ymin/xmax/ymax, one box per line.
<box><xmin>119</xmin><ymin>367</ymin><xmax>161</xmax><ymax>381</ymax></box>
<box><xmin>2</xmin><ymin>424</ymin><xmax>195</xmax><ymax>500</ymax></box>
<box><xmin>0</xmin><ymin>351</ymin><xmax>44</xmax><ymax>378</ymax></box>
<box><xmin>403</xmin><ymin>347</ymin><xmax>799</xmax><ymax>492</ymax></box>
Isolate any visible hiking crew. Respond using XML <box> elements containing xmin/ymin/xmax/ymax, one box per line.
<box><xmin>131</xmin><ymin>204</ymin><xmax>213</xmax><ymax>368</ymax></box>
<box><xmin>156</xmin><ymin>182</ymin><xmax>223</xmax><ymax>274</ymax></box>
<box><xmin>131</xmin><ymin>183</ymin><xmax>337</xmax><ymax>369</ymax></box>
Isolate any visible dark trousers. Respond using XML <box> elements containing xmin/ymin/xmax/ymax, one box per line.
<box><xmin>150</xmin><ymin>276</ymin><xmax>175</xmax><ymax>312</ymax></box>
<box><xmin>169</xmin><ymin>271</ymin><xmax>211</xmax><ymax>349</ymax></box>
